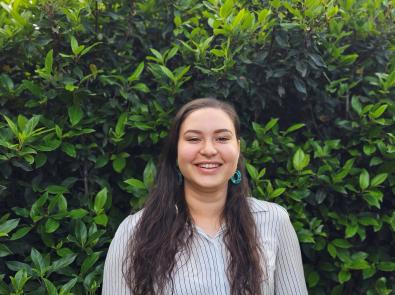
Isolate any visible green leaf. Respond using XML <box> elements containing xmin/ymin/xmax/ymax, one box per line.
<box><xmin>132</xmin><ymin>82</ymin><xmax>150</xmax><ymax>93</ymax></box>
<box><xmin>308</xmin><ymin>53</ymin><xmax>326</xmax><ymax>68</ymax></box>
<box><xmin>61</xmin><ymin>142</ymin><xmax>76</xmax><ymax>158</ymax></box>
<box><xmin>370</xmin><ymin>173</ymin><xmax>388</xmax><ymax>187</ymax></box>
<box><xmin>359</xmin><ymin>169</ymin><xmax>370</xmax><ymax>190</ymax></box>
<box><xmin>345</xmin><ymin>223</ymin><xmax>358</xmax><ymax>238</ymax></box>
<box><xmin>3</xmin><ymin>115</ymin><xmax>19</xmax><ymax>137</ymax></box>
<box><xmin>377</xmin><ymin>262</ymin><xmax>395</xmax><ymax>272</ymax></box>
<box><xmin>50</xmin><ymin>254</ymin><xmax>77</xmax><ymax>273</ymax></box>
<box><xmin>297</xmin><ymin>229</ymin><xmax>315</xmax><ymax>243</ymax></box>
<box><xmin>232</xmin><ymin>8</ymin><xmax>245</xmax><ymax>28</ymax></box>
<box><xmin>35</xmin><ymin>138</ymin><xmax>61</xmax><ymax>152</ymax></box>
<box><xmin>45</xmin><ymin>49</ymin><xmax>53</xmax><ymax>74</ymax></box>
<box><xmin>351</xmin><ymin>96</ymin><xmax>362</xmax><ymax>115</ymax></box>
<box><xmin>362</xmin><ymin>266</ymin><xmax>376</xmax><ymax>279</ymax></box>
<box><xmin>0</xmin><ymin>243</ymin><xmax>12</xmax><ymax>257</ymax></box>
<box><xmin>128</xmin><ymin>62</ymin><xmax>144</xmax><ymax>82</ymax></box>
<box><xmin>95</xmin><ymin>155</ymin><xmax>109</xmax><ymax>168</ymax></box>
<box><xmin>363</xmin><ymin>192</ymin><xmax>382</xmax><ymax>208</ymax></box>
<box><xmin>159</xmin><ymin>65</ymin><xmax>175</xmax><ymax>82</ymax></box>
<box><xmin>332</xmin><ymin>239</ymin><xmax>352</xmax><ymax>248</ymax></box>
<box><xmin>347</xmin><ymin>260</ymin><xmax>369</xmax><ymax>270</ymax></box>
<box><xmin>307</xmin><ymin>270</ymin><xmax>320</xmax><ymax>288</ymax></box>
<box><xmin>80</xmin><ymin>252</ymin><xmax>100</xmax><ymax>274</ymax></box>
<box><xmin>94</xmin><ymin>188</ymin><xmax>107</xmax><ymax>214</ymax></box>
<box><xmin>114</xmin><ymin>112</ymin><xmax>128</xmax><ymax>137</ymax></box>
<box><xmin>69</xmin><ymin>208</ymin><xmax>88</xmax><ymax>219</ymax></box>
<box><xmin>70</xmin><ymin>36</ymin><xmax>79</xmax><ymax>54</ymax></box>
<box><xmin>43</xmin><ymin>278</ymin><xmax>58</xmax><ymax>295</ymax></box>
<box><xmin>59</xmin><ymin>278</ymin><xmax>78</xmax><ymax>295</ymax></box>
<box><xmin>93</xmin><ymin>214</ymin><xmax>108</xmax><ymax>226</ymax></box>
<box><xmin>143</xmin><ymin>160</ymin><xmax>156</xmax><ymax>188</ymax></box>
<box><xmin>148</xmin><ymin>48</ymin><xmax>164</xmax><ymax>63</ymax></box>
<box><xmin>285</xmin><ymin>123</ymin><xmax>305</xmax><ymax>134</ymax></box>
<box><xmin>10</xmin><ymin>269</ymin><xmax>30</xmax><ymax>292</ymax></box>
<box><xmin>0</xmin><ymin>218</ymin><xmax>19</xmax><ymax>237</ymax></box>
<box><xmin>370</xmin><ymin>104</ymin><xmax>388</xmax><ymax>119</ymax></box>
<box><xmin>80</xmin><ymin>42</ymin><xmax>101</xmax><ymax>56</ymax></box>
<box><xmin>112</xmin><ymin>156</ymin><xmax>126</xmax><ymax>173</ymax></box>
<box><xmin>6</xmin><ymin>261</ymin><xmax>32</xmax><ymax>273</ymax></box>
<box><xmin>10</xmin><ymin>226</ymin><xmax>31</xmax><ymax>240</ymax></box>
<box><xmin>264</xmin><ymin>118</ymin><xmax>278</xmax><ymax>133</ymax></box>
<box><xmin>47</xmin><ymin>185</ymin><xmax>68</xmax><ymax>194</ymax></box>
<box><xmin>65</xmin><ymin>83</ymin><xmax>77</xmax><ymax>91</ymax></box>
<box><xmin>68</xmin><ymin>105</ymin><xmax>83</xmax><ymax>126</ymax></box>
<box><xmin>359</xmin><ymin>216</ymin><xmax>379</xmax><ymax>226</ymax></box>
<box><xmin>338</xmin><ymin>269</ymin><xmax>351</xmax><ymax>284</ymax></box>
<box><xmin>363</xmin><ymin>144</ymin><xmax>376</xmax><ymax>155</ymax></box>
<box><xmin>74</xmin><ymin>220</ymin><xmax>87</xmax><ymax>247</ymax></box>
<box><xmin>45</xmin><ymin>218</ymin><xmax>60</xmax><ymax>233</ymax></box>
<box><xmin>70</xmin><ymin>36</ymin><xmax>87</xmax><ymax>56</ymax></box>
<box><xmin>245</xmin><ymin>163</ymin><xmax>259</xmax><ymax>180</ymax></box>
<box><xmin>293</xmin><ymin>148</ymin><xmax>310</xmax><ymax>171</ymax></box>
<box><xmin>211</xmin><ymin>49</ymin><xmax>225</xmax><ymax>57</ymax></box>
<box><xmin>124</xmin><ymin>178</ymin><xmax>146</xmax><ymax>189</ymax></box>
<box><xmin>270</xmin><ymin>188</ymin><xmax>286</xmax><ymax>198</ymax></box>
<box><xmin>293</xmin><ymin>77</ymin><xmax>307</xmax><ymax>95</ymax></box>
<box><xmin>258</xmin><ymin>8</ymin><xmax>271</xmax><ymax>22</ymax></box>
<box><xmin>0</xmin><ymin>73</ymin><xmax>14</xmax><ymax>91</ymax></box>
<box><xmin>23</xmin><ymin>115</ymin><xmax>40</xmax><ymax>137</ymax></box>
<box><xmin>220</xmin><ymin>0</ymin><xmax>234</xmax><ymax>18</ymax></box>
<box><xmin>30</xmin><ymin>248</ymin><xmax>46</xmax><ymax>276</ymax></box>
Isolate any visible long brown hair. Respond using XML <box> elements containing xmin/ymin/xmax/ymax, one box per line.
<box><xmin>124</xmin><ymin>98</ymin><xmax>264</xmax><ymax>294</ymax></box>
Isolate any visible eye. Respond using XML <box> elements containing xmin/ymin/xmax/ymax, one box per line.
<box><xmin>217</xmin><ymin>137</ymin><xmax>230</xmax><ymax>142</ymax></box>
<box><xmin>186</xmin><ymin>137</ymin><xmax>200</xmax><ymax>142</ymax></box>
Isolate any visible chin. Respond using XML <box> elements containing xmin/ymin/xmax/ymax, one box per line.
<box><xmin>190</xmin><ymin>179</ymin><xmax>228</xmax><ymax>191</ymax></box>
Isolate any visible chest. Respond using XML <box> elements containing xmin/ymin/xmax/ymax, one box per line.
<box><xmin>168</xmin><ymin>231</ymin><xmax>278</xmax><ymax>295</ymax></box>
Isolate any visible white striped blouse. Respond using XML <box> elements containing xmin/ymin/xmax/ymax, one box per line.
<box><xmin>102</xmin><ymin>198</ymin><xmax>308</xmax><ymax>294</ymax></box>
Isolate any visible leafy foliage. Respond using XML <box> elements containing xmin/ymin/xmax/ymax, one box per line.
<box><xmin>0</xmin><ymin>0</ymin><xmax>394</xmax><ymax>294</ymax></box>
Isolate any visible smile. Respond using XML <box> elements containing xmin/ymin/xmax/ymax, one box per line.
<box><xmin>197</xmin><ymin>163</ymin><xmax>222</xmax><ymax>169</ymax></box>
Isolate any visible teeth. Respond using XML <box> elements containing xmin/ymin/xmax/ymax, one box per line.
<box><xmin>198</xmin><ymin>163</ymin><xmax>220</xmax><ymax>169</ymax></box>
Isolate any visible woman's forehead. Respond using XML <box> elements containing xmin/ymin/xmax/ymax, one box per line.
<box><xmin>180</xmin><ymin>108</ymin><xmax>236</xmax><ymax>133</ymax></box>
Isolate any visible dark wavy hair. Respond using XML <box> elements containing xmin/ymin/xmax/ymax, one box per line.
<box><xmin>123</xmin><ymin>98</ymin><xmax>265</xmax><ymax>295</ymax></box>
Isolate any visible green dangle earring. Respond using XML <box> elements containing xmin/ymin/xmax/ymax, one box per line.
<box><xmin>230</xmin><ymin>170</ymin><xmax>241</xmax><ymax>185</ymax></box>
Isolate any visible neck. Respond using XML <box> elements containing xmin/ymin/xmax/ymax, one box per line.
<box><xmin>184</xmin><ymin>182</ymin><xmax>227</xmax><ymax>229</ymax></box>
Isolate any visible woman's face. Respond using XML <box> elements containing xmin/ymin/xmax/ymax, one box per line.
<box><xmin>177</xmin><ymin>107</ymin><xmax>240</xmax><ymax>193</ymax></box>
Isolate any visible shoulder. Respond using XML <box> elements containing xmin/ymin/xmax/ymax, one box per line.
<box><xmin>247</xmin><ymin>197</ymin><xmax>291</xmax><ymax>230</ymax></box>
<box><xmin>247</xmin><ymin>197</ymin><xmax>289</xmax><ymax>217</ymax></box>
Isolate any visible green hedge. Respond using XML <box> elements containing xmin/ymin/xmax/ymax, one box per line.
<box><xmin>0</xmin><ymin>0</ymin><xmax>394</xmax><ymax>294</ymax></box>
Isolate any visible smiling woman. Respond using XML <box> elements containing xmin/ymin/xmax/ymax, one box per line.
<box><xmin>102</xmin><ymin>98</ymin><xmax>308</xmax><ymax>295</ymax></box>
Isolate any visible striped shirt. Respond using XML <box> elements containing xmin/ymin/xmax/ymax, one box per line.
<box><xmin>102</xmin><ymin>198</ymin><xmax>308</xmax><ymax>294</ymax></box>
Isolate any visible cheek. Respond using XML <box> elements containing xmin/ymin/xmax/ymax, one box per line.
<box><xmin>222</xmin><ymin>145</ymin><xmax>240</xmax><ymax>162</ymax></box>
<box><xmin>177</xmin><ymin>143</ymin><xmax>198</xmax><ymax>164</ymax></box>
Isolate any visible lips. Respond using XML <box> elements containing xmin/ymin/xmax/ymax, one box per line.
<box><xmin>197</xmin><ymin>163</ymin><xmax>221</xmax><ymax>169</ymax></box>
<box><xmin>194</xmin><ymin>162</ymin><xmax>223</xmax><ymax>175</ymax></box>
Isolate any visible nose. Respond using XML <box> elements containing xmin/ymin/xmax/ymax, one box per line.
<box><xmin>200</xmin><ymin>139</ymin><xmax>218</xmax><ymax>157</ymax></box>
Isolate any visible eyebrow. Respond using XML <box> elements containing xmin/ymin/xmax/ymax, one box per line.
<box><xmin>183</xmin><ymin>129</ymin><xmax>233</xmax><ymax>135</ymax></box>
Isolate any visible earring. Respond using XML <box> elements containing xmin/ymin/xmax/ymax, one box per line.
<box><xmin>176</xmin><ymin>169</ymin><xmax>183</xmax><ymax>185</ymax></box>
<box><xmin>230</xmin><ymin>170</ymin><xmax>241</xmax><ymax>185</ymax></box>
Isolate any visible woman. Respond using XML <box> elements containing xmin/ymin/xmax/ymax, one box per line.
<box><xmin>102</xmin><ymin>98</ymin><xmax>307</xmax><ymax>295</ymax></box>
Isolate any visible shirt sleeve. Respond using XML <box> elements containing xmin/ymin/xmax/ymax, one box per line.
<box><xmin>102</xmin><ymin>215</ymin><xmax>135</xmax><ymax>295</ymax></box>
<box><xmin>274</xmin><ymin>207</ymin><xmax>308</xmax><ymax>295</ymax></box>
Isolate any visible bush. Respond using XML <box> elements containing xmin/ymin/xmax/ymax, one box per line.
<box><xmin>0</xmin><ymin>0</ymin><xmax>394</xmax><ymax>294</ymax></box>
